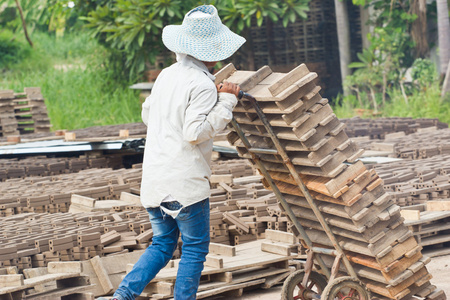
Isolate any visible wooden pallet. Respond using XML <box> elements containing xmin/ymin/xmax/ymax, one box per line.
<box><xmin>133</xmin><ymin>238</ymin><xmax>296</xmax><ymax>299</ymax></box>
<box><xmin>0</xmin><ymin>272</ymin><xmax>93</xmax><ymax>300</ymax></box>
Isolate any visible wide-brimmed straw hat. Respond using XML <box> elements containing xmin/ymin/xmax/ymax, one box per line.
<box><xmin>162</xmin><ymin>5</ymin><xmax>246</xmax><ymax>62</ymax></box>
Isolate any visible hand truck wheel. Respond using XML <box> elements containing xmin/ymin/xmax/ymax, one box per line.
<box><xmin>282</xmin><ymin>270</ymin><xmax>327</xmax><ymax>300</ymax></box>
<box><xmin>320</xmin><ymin>276</ymin><xmax>371</xmax><ymax>300</ymax></box>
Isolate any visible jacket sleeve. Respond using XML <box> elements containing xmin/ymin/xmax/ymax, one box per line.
<box><xmin>183</xmin><ymin>83</ymin><xmax>238</xmax><ymax>145</ymax></box>
<box><xmin>141</xmin><ymin>95</ymin><xmax>151</xmax><ymax>126</ymax></box>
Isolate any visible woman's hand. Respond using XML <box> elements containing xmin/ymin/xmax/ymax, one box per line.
<box><xmin>216</xmin><ymin>81</ymin><xmax>240</xmax><ymax>98</ymax></box>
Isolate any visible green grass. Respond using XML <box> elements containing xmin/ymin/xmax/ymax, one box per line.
<box><xmin>332</xmin><ymin>83</ymin><xmax>450</xmax><ymax>124</ymax></box>
<box><xmin>0</xmin><ymin>31</ymin><xmax>141</xmax><ymax>130</ymax></box>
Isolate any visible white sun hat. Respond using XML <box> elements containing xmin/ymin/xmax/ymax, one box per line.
<box><xmin>162</xmin><ymin>5</ymin><xmax>246</xmax><ymax>62</ymax></box>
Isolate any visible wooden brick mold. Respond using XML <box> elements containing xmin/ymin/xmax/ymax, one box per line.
<box><xmin>0</xmin><ymin>90</ymin><xmax>19</xmax><ymax>137</ymax></box>
<box><xmin>217</xmin><ymin>63</ymin><xmax>445</xmax><ymax>300</ymax></box>
<box><xmin>341</xmin><ymin>117</ymin><xmax>447</xmax><ymax>139</ymax></box>
<box><xmin>0</xmin><ymin>88</ymin><xmax>52</xmax><ymax>136</ymax></box>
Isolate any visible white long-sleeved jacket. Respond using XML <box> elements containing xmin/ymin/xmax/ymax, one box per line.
<box><xmin>140</xmin><ymin>56</ymin><xmax>238</xmax><ymax>208</ymax></box>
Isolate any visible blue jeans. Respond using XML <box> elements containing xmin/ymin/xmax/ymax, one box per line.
<box><xmin>113</xmin><ymin>198</ymin><xmax>210</xmax><ymax>300</ymax></box>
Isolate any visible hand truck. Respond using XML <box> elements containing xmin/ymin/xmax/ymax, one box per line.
<box><xmin>230</xmin><ymin>91</ymin><xmax>371</xmax><ymax>300</ymax></box>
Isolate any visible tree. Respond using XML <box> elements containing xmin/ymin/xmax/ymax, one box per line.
<box><xmin>334</xmin><ymin>0</ymin><xmax>351</xmax><ymax>94</ymax></box>
<box><xmin>14</xmin><ymin>0</ymin><xmax>33</xmax><ymax>47</ymax></box>
<box><xmin>437</xmin><ymin>0</ymin><xmax>450</xmax><ymax>76</ymax></box>
<box><xmin>79</xmin><ymin>0</ymin><xmax>311</xmax><ymax>80</ymax></box>
<box><xmin>410</xmin><ymin>0</ymin><xmax>428</xmax><ymax>57</ymax></box>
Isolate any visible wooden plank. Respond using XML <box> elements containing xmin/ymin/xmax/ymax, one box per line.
<box><xmin>264</xmin><ymin>229</ymin><xmax>297</xmax><ymax>244</ymax></box>
<box><xmin>426</xmin><ymin>200</ymin><xmax>450</xmax><ymax>211</ymax></box>
<box><xmin>47</xmin><ymin>262</ymin><xmax>82</xmax><ymax>274</ymax></box>
<box><xmin>261</xmin><ymin>242</ymin><xmax>291</xmax><ymax>256</ymax></box>
<box><xmin>0</xmin><ymin>274</ymin><xmax>23</xmax><ymax>288</ymax></box>
<box><xmin>261</xmin><ymin>270</ymin><xmax>292</xmax><ymax>289</ymax></box>
<box><xmin>205</xmin><ymin>256</ymin><xmax>223</xmax><ymax>269</ymax></box>
<box><xmin>90</xmin><ymin>256</ymin><xmax>113</xmax><ymax>294</ymax></box>
<box><xmin>22</xmin><ymin>284</ymin><xmax>94</xmax><ymax>299</ymax></box>
<box><xmin>119</xmin><ymin>192</ymin><xmax>141</xmax><ymax>205</ymax></box>
<box><xmin>0</xmin><ymin>273</ymin><xmax>81</xmax><ymax>294</ymax></box>
<box><xmin>70</xmin><ymin>195</ymin><xmax>96</xmax><ymax>208</ymax></box>
<box><xmin>214</xmin><ymin>63</ymin><xmax>236</xmax><ymax>85</ymax></box>
<box><xmin>209</xmin><ymin>243</ymin><xmax>236</xmax><ymax>257</ymax></box>
<box><xmin>268</xmin><ymin>64</ymin><xmax>310</xmax><ymax>96</ymax></box>
<box><xmin>196</xmin><ymin>279</ymin><xmax>265</xmax><ymax>299</ymax></box>
<box><xmin>400</xmin><ymin>209</ymin><xmax>421</xmax><ymax>220</ymax></box>
<box><xmin>239</xmin><ymin>66</ymin><xmax>272</xmax><ymax>91</ymax></box>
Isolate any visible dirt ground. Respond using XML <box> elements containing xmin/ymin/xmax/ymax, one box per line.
<box><xmin>206</xmin><ymin>254</ymin><xmax>450</xmax><ymax>299</ymax></box>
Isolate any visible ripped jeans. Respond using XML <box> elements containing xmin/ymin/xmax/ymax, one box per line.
<box><xmin>113</xmin><ymin>198</ymin><xmax>210</xmax><ymax>300</ymax></box>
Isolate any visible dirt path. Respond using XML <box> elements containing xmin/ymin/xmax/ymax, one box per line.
<box><xmin>206</xmin><ymin>254</ymin><xmax>450</xmax><ymax>299</ymax></box>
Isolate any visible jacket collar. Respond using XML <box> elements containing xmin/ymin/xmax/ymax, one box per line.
<box><xmin>180</xmin><ymin>55</ymin><xmax>216</xmax><ymax>81</ymax></box>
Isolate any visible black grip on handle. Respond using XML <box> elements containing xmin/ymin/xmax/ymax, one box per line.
<box><xmin>238</xmin><ymin>90</ymin><xmax>244</xmax><ymax>99</ymax></box>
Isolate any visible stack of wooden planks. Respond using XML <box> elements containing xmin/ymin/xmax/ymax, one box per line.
<box><xmin>341</xmin><ymin>117</ymin><xmax>447</xmax><ymax>139</ymax></box>
<box><xmin>0</xmin><ymin>208</ymin><xmax>153</xmax><ymax>270</ymax></box>
<box><xmin>0</xmin><ymin>90</ymin><xmax>19</xmax><ymax>137</ymax></box>
<box><xmin>0</xmin><ymin>88</ymin><xmax>52</xmax><ymax>136</ymax></box>
<box><xmin>0</xmin><ymin>120</ymin><xmax>147</xmax><ymax>144</ymax></box>
<box><xmin>18</xmin><ymin>88</ymin><xmax>52</xmax><ymax>134</ymax></box>
<box><xmin>14</xmin><ymin>230</ymin><xmax>297</xmax><ymax>298</ymax></box>
<box><xmin>0</xmin><ymin>167</ymin><xmax>142</xmax><ymax>217</ymax></box>
<box><xmin>0</xmin><ymin>155</ymin><xmax>125</xmax><ymax>180</ymax></box>
<box><xmin>354</xmin><ymin>127</ymin><xmax>450</xmax><ymax>159</ymax></box>
<box><xmin>370</xmin><ymin>154</ymin><xmax>450</xmax><ymax>206</ymax></box>
<box><xmin>217</xmin><ymin>63</ymin><xmax>446</xmax><ymax>300</ymax></box>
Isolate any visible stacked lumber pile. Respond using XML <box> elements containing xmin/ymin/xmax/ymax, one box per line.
<box><xmin>0</xmin><ymin>155</ymin><xmax>125</xmax><ymax>180</ymax></box>
<box><xmin>354</xmin><ymin>128</ymin><xmax>450</xmax><ymax>159</ymax></box>
<box><xmin>17</xmin><ymin>87</ymin><xmax>52</xmax><ymax>134</ymax></box>
<box><xmin>370</xmin><ymin>155</ymin><xmax>450</xmax><ymax>206</ymax></box>
<box><xmin>217</xmin><ymin>63</ymin><xmax>445</xmax><ymax>299</ymax></box>
<box><xmin>66</xmin><ymin>122</ymin><xmax>146</xmax><ymax>140</ymax></box>
<box><xmin>0</xmin><ymin>230</ymin><xmax>297</xmax><ymax>298</ymax></box>
<box><xmin>0</xmin><ymin>264</ymin><xmax>94</xmax><ymax>299</ymax></box>
<box><xmin>0</xmin><ymin>208</ymin><xmax>154</xmax><ymax>270</ymax></box>
<box><xmin>0</xmin><ymin>157</ymin><xmax>289</xmax><ymax>248</ymax></box>
<box><xmin>341</xmin><ymin>117</ymin><xmax>447</xmax><ymax>139</ymax></box>
<box><xmin>0</xmin><ymin>121</ymin><xmax>147</xmax><ymax>144</ymax></box>
<box><xmin>0</xmin><ymin>90</ymin><xmax>19</xmax><ymax>137</ymax></box>
<box><xmin>0</xmin><ymin>88</ymin><xmax>51</xmax><ymax>136</ymax></box>
<box><xmin>211</xmin><ymin>159</ymin><xmax>255</xmax><ymax>177</ymax></box>
<box><xmin>0</xmin><ymin>167</ymin><xmax>142</xmax><ymax>216</ymax></box>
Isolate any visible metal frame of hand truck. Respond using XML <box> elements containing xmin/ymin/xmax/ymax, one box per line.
<box><xmin>230</xmin><ymin>92</ymin><xmax>364</xmax><ymax>299</ymax></box>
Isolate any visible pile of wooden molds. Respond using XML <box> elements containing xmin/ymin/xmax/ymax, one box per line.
<box><xmin>217</xmin><ymin>63</ymin><xmax>446</xmax><ymax>300</ymax></box>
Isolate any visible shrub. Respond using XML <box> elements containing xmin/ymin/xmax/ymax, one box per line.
<box><xmin>0</xmin><ymin>30</ymin><xmax>31</xmax><ymax>69</ymax></box>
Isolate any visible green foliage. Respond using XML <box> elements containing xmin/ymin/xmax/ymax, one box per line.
<box><xmin>1</xmin><ymin>0</ymin><xmax>53</xmax><ymax>33</ymax></box>
<box><xmin>411</xmin><ymin>58</ymin><xmax>437</xmax><ymax>89</ymax></box>
<box><xmin>0</xmin><ymin>30</ymin><xmax>31</xmax><ymax>69</ymax></box>
<box><xmin>334</xmin><ymin>82</ymin><xmax>450</xmax><ymax>124</ymax></box>
<box><xmin>333</xmin><ymin>94</ymin><xmax>368</xmax><ymax>119</ymax></box>
<box><xmin>79</xmin><ymin>0</ymin><xmax>310</xmax><ymax>80</ymax></box>
<box><xmin>384</xmin><ymin>83</ymin><xmax>449</xmax><ymax>122</ymax></box>
<box><xmin>343</xmin><ymin>0</ymin><xmax>420</xmax><ymax>112</ymax></box>
<box><xmin>0</xmin><ymin>31</ymin><xmax>141</xmax><ymax>130</ymax></box>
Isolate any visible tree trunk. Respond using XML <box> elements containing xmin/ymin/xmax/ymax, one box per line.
<box><xmin>410</xmin><ymin>0</ymin><xmax>428</xmax><ymax>57</ymax></box>
<box><xmin>244</xmin><ymin>27</ymin><xmax>255</xmax><ymax>71</ymax></box>
<box><xmin>437</xmin><ymin>0</ymin><xmax>450</xmax><ymax>76</ymax></box>
<box><xmin>334</xmin><ymin>0</ymin><xmax>351</xmax><ymax>94</ymax></box>
<box><xmin>265</xmin><ymin>18</ymin><xmax>277</xmax><ymax>66</ymax></box>
<box><xmin>442</xmin><ymin>60</ymin><xmax>450</xmax><ymax>98</ymax></box>
<box><xmin>14</xmin><ymin>0</ymin><xmax>33</xmax><ymax>48</ymax></box>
